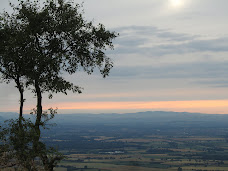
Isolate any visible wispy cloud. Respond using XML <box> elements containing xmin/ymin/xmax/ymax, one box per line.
<box><xmin>111</xmin><ymin>61</ymin><xmax>228</xmax><ymax>79</ymax></box>
<box><xmin>112</xmin><ymin>26</ymin><xmax>228</xmax><ymax>57</ymax></box>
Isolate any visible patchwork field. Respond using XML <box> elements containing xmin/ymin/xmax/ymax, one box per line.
<box><xmin>54</xmin><ymin>134</ymin><xmax>228</xmax><ymax>171</ymax></box>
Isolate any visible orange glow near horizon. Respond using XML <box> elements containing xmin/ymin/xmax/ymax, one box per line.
<box><xmin>36</xmin><ymin>100</ymin><xmax>228</xmax><ymax>114</ymax></box>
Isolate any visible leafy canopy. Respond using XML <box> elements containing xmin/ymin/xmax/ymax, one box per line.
<box><xmin>0</xmin><ymin>0</ymin><xmax>117</xmax><ymax>95</ymax></box>
<box><xmin>0</xmin><ymin>0</ymin><xmax>117</xmax><ymax>169</ymax></box>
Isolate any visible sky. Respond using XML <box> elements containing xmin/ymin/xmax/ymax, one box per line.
<box><xmin>1</xmin><ymin>0</ymin><xmax>228</xmax><ymax>114</ymax></box>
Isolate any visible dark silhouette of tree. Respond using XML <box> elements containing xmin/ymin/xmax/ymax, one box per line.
<box><xmin>0</xmin><ymin>11</ymin><xmax>29</xmax><ymax>123</ymax></box>
<box><xmin>0</xmin><ymin>0</ymin><xmax>117</xmax><ymax>170</ymax></box>
<box><xmin>177</xmin><ymin>167</ymin><xmax>183</xmax><ymax>171</ymax></box>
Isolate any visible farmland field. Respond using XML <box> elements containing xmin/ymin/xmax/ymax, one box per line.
<box><xmin>54</xmin><ymin>134</ymin><xmax>228</xmax><ymax>170</ymax></box>
<box><xmin>43</xmin><ymin>112</ymin><xmax>228</xmax><ymax>170</ymax></box>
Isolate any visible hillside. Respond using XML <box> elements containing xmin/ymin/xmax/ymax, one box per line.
<box><xmin>1</xmin><ymin>111</ymin><xmax>228</xmax><ymax>127</ymax></box>
<box><xmin>50</xmin><ymin>111</ymin><xmax>228</xmax><ymax>128</ymax></box>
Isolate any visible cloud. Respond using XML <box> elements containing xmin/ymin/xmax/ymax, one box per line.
<box><xmin>111</xmin><ymin>26</ymin><xmax>228</xmax><ymax>57</ymax></box>
<box><xmin>110</xmin><ymin>61</ymin><xmax>228</xmax><ymax>80</ymax></box>
<box><xmin>196</xmin><ymin>80</ymin><xmax>228</xmax><ymax>88</ymax></box>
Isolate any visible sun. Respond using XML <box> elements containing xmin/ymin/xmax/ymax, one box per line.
<box><xmin>170</xmin><ymin>0</ymin><xmax>183</xmax><ymax>8</ymax></box>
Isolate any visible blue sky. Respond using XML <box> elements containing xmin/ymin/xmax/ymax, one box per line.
<box><xmin>1</xmin><ymin>0</ymin><xmax>228</xmax><ymax>114</ymax></box>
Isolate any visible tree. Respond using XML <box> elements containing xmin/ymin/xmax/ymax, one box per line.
<box><xmin>177</xmin><ymin>167</ymin><xmax>183</xmax><ymax>171</ymax></box>
<box><xmin>0</xmin><ymin>10</ymin><xmax>29</xmax><ymax>123</ymax></box>
<box><xmin>0</xmin><ymin>0</ymin><xmax>117</xmax><ymax>170</ymax></box>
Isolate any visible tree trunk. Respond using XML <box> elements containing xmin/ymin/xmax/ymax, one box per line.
<box><xmin>19</xmin><ymin>87</ymin><xmax>24</xmax><ymax>121</ymax></box>
<box><xmin>34</xmin><ymin>80</ymin><xmax>57</xmax><ymax>170</ymax></box>
<box><xmin>33</xmin><ymin>80</ymin><xmax>42</xmax><ymax>154</ymax></box>
<box><xmin>15</xmin><ymin>75</ymin><xmax>24</xmax><ymax>124</ymax></box>
<box><xmin>15</xmin><ymin>76</ymin><xmax>35</xmax><ymax>169</ymax></box>
<box><xmin>35</xmin><ymin>80</ymin><xmax>42</xmax><ymax>128</ymax></box>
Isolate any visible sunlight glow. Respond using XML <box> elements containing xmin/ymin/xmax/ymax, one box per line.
<box><xmin>170</xmin><ymin>0</ymin><xmax>183</xmax><ymax>8</ymax></box>
<box><xmin>38</xmin><ymin>100</ymin><xmax>228</xmax><ymax>114</ymax></box>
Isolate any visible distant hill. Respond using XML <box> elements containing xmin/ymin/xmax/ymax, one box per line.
<box><xmin>1</xmin><ymin>111</ymin><xmax>228</xmax><ymax>128</ymax></box>
<box><xmin>50</xmin><ymin>111</ymin><xmax>228</xmax><ymax>127</ymax></box>
<box><xmin>0</xmin><ymin>115</ymin><xmax>3</xmax><ymax>122</ymax></box>
<box><xmin>0</xmin><ymin>112</ymin><xmax>18</xmax><ymax>122</ymax></box>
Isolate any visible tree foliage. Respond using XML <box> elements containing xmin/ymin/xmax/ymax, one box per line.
<box><xmin>0</xmin><ymin>0</ymin><xmax>117</xmax><ymax>170</ymax></box>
